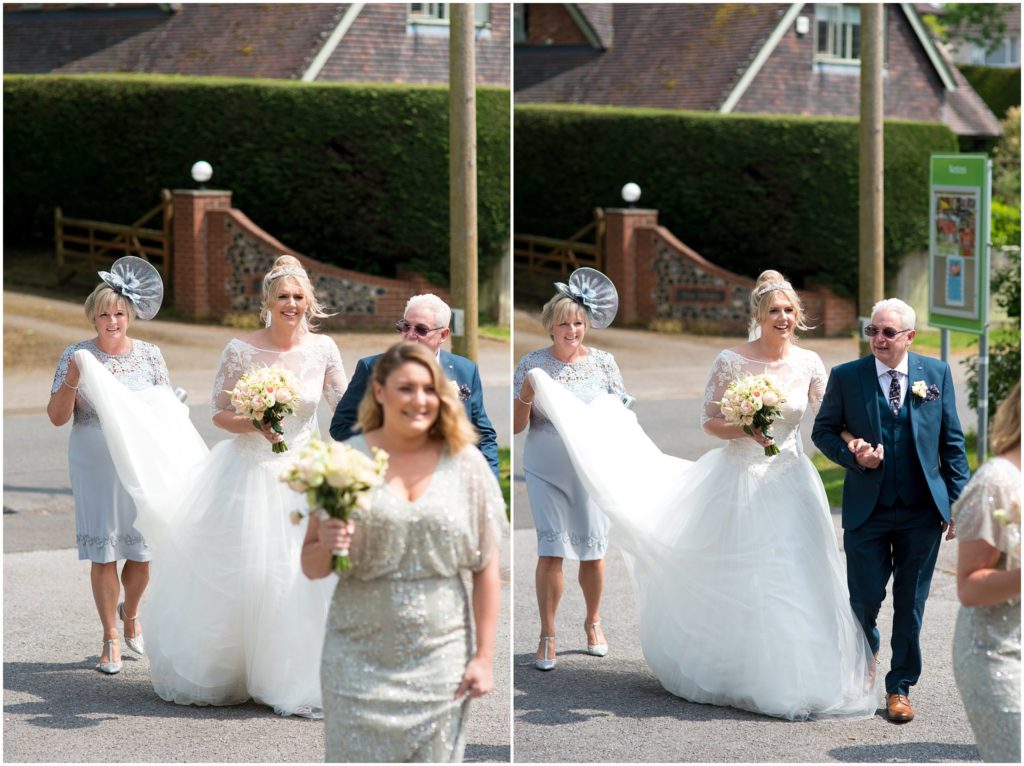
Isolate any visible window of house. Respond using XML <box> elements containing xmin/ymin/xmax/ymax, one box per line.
<box><xmin>513</xmin><ymin>4</ymin><xmax>527</xmax><ymax>44</ymax></box>
<box><xmin>815</xmin><ymin>4</ymin><xmax>862</xmax><ymax>62</ymax></box>
<box><xmin>980</xmin><ymin>36</ymin><xmax>1021</xmax><ymax>66</ymax></box>
<box><xmin>408</xmin><ymin>4</ymin><xmax>490</xmax><ymax>27</ymax></box>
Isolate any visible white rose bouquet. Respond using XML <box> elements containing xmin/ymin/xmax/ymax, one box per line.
<box><xmin>281</xmin><ymin>437</ymin><xmax>389</xmax><ymax>572</ymax></box>
<box><xmin>717</xmin><ymin>373</ymin><xmax>787</xmax><ymax>457</ymax></box>
<box><xmin>229</xmin><ymin>365</ymin><xmax>300</xmax><ymax>453</ymax></box>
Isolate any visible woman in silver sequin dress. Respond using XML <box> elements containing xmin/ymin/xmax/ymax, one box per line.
<box><xmin>513</xmin><ymin>269</ymin><xmax>626</xmax><ymax>670</ymax></box>
<box><xmin>952</xmin><ymin>382</ymin><xmax>1021</xmax><ymax>763</ymax></box>
<box><xmin>47</xmin><ymin>258</ymin><xmax>170</xmax><ymax>675</ymax></box>
<box><xmin>303</xmin><ymin>342</ymin><xmax>503</xmax><ymax>763</ymax></box>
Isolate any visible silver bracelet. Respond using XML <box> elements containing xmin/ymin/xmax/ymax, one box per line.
<box><xmin>516</xmin><ymin>394</ymin><xmax>533</xmax><ymax>405</ymax></box>
<box><xmin>63</xmin><ymin>380</ymin><xmax>79</xmax><ymax>391</ymax></box>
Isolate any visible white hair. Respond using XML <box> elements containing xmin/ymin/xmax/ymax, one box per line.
<box><xmin>871</xmin><ymin>298</ymin><xmax>916</xmax><ymax>330</ymax></box>
<box><xmin>404</xmin><ymin>293</ymin><xmax>451</xmax><ymax>329</ymax></box>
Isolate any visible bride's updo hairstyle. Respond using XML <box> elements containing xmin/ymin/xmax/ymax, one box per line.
<box><xmin>748</xmin><ymin>269</ymin><xmax>813</xmax><ymax>338</ymax></box>
<box><xmin>357</xmin><ymin>341</ymin><xmax>478</xmax><ymax>453</ymax></box>
<box><xmin>541</xmin><ymin>294</ymin><xmax>588</xmax><ymax>339</ymax></box>
<box><xmin>259</xmin><ymin>254</ymin><xmax>332</xmax><ymax>330</ymax></box>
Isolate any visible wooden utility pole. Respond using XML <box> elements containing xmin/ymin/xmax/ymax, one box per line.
<box><xmin>859</xmin><ymin>3</ymin><xmax>885</xmax><ymax>356</ymax></box>
<box><xmin>449</xmin><ymin>4</ymin><xmax>478</xmax><ymax>361</ymax></box>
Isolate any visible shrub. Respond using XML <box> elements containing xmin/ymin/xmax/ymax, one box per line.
<box><xmin>958</xmin><ymin>64</ymin><xmax>1022</xmax><ymax>120</ymax></box>
<box><xmin>4</xmin><ymin>74</ymin><xmax>510</xmax><ymax>284</ymax></box>
<box><xmin>514</xmin><ymin>104</ymin><xmax>958</xmax><ymax>296</ymax></box>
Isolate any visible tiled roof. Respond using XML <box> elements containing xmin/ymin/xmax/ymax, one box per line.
<box><xmin>576</xmin><ymin>5</ymin><xmax>613</xmax><ymax>49</ymax></box>
<box><xmin>944</xmin><ymin>54</ymin><xmax>1004</xmax><ymax>137</ymax></box>
<box><xmin>515</xmin><ymin>3</ymin><xmax>788</xmax><ymax>111</ymax></box>
<box><xmin>3</xmin><ymin>3</ymin><xmax>345</xmax><ymax>79</ymax></box>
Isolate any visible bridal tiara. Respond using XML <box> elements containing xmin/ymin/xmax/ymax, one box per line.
<box><xmin>754</xmin><ymin>281</ymin><xmax>793</xmax><ymax>298</ymax></box>
<box><xmin>265</xmin><ymin>266</ymin><xmax>308</xmax><ymax>282</ymax></box>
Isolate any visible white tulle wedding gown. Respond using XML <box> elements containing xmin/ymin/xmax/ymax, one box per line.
<box><xmin>528</xmin><ymin>346</ymin><xmax>876</xmax><ymax>720</ymax></box>
<box><xmin>74</xmin><ymin>335</ymin><xmax>347</xmax><ymax>715</ymax></box>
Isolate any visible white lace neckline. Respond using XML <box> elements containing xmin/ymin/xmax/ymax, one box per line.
<box><xmin>233</xmin><ymin>334</ymin><xmax>318</xmax><ymax>353</ymax></box>
<box><xmin>722</xmin><ymin>346</ymin><xmax>799</xmax><ymax>365</ymax></box>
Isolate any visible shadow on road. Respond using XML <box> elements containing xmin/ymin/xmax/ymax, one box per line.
<box><xmin>3</xmin><ymin>660</ymin><xmax>289</xmax><ymax>729</ymax></box>
<box><xmin>513</xmin><ymin>653</ymin><xmax>772</xmax><ymax>725</ymax></box>
<box><xmin>829</xmin><ymin>742</ymin><xmax>980</xmax><ymax>762</ymax></box>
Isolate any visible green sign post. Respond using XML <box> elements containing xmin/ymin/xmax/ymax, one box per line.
<box><xmin>928</xmin><ymin>154</ymin><xmax>991</xmax><ymax>333</ymax></box>
<box><xmin>928</xmin><ymin>153</ymin><xmax>992</xmax><ymax>460</ymax></box>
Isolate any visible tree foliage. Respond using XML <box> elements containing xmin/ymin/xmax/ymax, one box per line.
<box><xmin>923</xmin><ymin>3</ymin><xmax>1012</xmax><ymax>54</ymax></box>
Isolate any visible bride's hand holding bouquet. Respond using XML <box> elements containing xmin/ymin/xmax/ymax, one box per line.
<box><xmin>718</xmin><ymin>374</ymin><xmax>786</xmax><ymax>456</ymax></box>
<box><xmin>229</xmin><ymin>365</ymin><xmax>300</xmax><ymax>453</ymax></box>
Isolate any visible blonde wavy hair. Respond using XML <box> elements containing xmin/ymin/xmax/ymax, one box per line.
<box><xmin>259</xmin><ymin>254</ymin><xmax>333</xmax><ymax>330</ymax></box>
<box><xmin>990</xmin><ymin>381</ymin><xmax>1021</xmax><ymax>456</ymax></box>
<box><xmin>356</xmin><ymin>342</ymin><xmax>478</xmax><ymax>454</ymax></box>
<box><xmin>749</xmin><ymin>269</ymin><xmax>813</xmax><ymax>337</ymax></box>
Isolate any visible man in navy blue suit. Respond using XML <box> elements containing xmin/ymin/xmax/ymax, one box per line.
<box><xmin>329</xmin><ymin>293</ymin><xmax>499</xmax><ymax>479</ymax></box>
<box><xmin>813</xmin><ymin>298</ymin><xmax>969</xmax><ymax>723</ymax></box>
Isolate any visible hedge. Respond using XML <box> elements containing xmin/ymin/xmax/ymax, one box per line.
<box><xmin>514</xmin><ymin>104</ymin><xmax>959</xmax><ymax>297</ymax></box>
<box><xmin>958</xmin><ymin>64</ymin><xmax>1022</xmax><ymax>119</ymax></box>
<box><xmin>4</xmin><ymin>74</ymin><xmax>510</xmax><ymax>284</ymax></box>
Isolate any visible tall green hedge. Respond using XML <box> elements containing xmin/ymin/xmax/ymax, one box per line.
<box><xmin>958</xmin><ymin>64</ymin><xmax>1022</xmax><ymax>119</ymax></box>
<box><xmin>4</xmin><ymin>74</ymin><xmax>510</xmax><ymax>283</ymax></box>
<box><xmin>514</xmin><ymin>104</ymin><xmax>959</xmax><ymax>297</ymax></box>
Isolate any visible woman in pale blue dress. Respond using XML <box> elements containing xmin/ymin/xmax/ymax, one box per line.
<box><xmin>513</xmin><ymin>268</ymin><xmax>625</xmax><ymax>670</ymax></box>
<box><xmin>47</xmin><ymin>257</ymin><xmax>168</xmax><ymax>675</ymax></box>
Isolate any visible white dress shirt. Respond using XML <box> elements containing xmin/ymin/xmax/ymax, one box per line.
<box><xmin>875</xmin><ymin>356</ymin><xmax>910</xmax><ymax>411</ymax></box>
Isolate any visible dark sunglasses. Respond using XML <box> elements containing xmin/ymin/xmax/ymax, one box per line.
<box><xmin>864</xmin><ymin>325</ymin><xmax>912</xmax><ymax>340</ymax></box>
<box><xmin>394</xmin><ymin>319</ymin><xmax>445</xmax><ymax>337</ymax></box>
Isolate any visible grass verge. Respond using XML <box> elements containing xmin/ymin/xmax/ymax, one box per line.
<box><xmin>499</xmin><ymin>447</ymin><xmax>511</xmax><ymax>519</ymax></box>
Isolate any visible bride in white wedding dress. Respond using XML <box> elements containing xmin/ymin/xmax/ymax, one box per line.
<box><xmin>74</xmin><ymin>255</ymin><xmax>347</xmax><ymax>717</ymax></box>
<box><xmin>529</xmin><ymin>270</ymin><xmax>876</xmax><ymax>720</ymax></box>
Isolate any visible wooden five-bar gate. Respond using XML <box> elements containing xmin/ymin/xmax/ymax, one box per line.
<box><xmin>55</xmin><ymin>189</ymin><xmax>173</xmax><ymax>287</ymax></box>
<box><xmin>513</xmin><ymin>208</ymin><xmax>605</xmax><ymax>281</ymax></box>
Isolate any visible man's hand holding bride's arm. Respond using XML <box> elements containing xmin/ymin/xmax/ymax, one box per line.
<box><xmin>301</xmin><ymin>515</ymin><xmax>355</xmax><ymax>580</ymax></box>
<box><xmin>456</xmin><ymin>548</ymin><xmax>499</xmax><ymax>699</ymax></box>
<box><xmin>843</xmin><ymin>430</ymin><xmax>884</xmax><ymax>470</ymax></box>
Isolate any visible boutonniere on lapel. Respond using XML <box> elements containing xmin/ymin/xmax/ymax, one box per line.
<box><xmin>911</xmin><ymin>381</ymin><xmax>940</xmax><ymax>402</ymax></box>
<box><xmin>448</xmin><ymin>380</ymin><xmax>472</xmax><ymax>402</ymax></box>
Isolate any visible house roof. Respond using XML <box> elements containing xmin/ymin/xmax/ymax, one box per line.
<box><xmin>3</xmin><ymin>3</ymin><xmax>345</xmax><ymax>79</ymax></box>
<box><xmin>516</xmin><ymin>4</ymin><xmax>788</xmax><ymax>111</ymax></box>
<box><xmin>516</xmin><ymin>2</ymin><xmax>1001</xmax><ymax>138</ymax></box>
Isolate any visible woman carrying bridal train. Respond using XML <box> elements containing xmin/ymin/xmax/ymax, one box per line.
<box><xmin>529</xmin><ymin>270</ymin><xmax>876</xmax><ymax>720</ymax></box>
<box><xmin>76</xmin><ymin>255</ymin><xmax>348</xmax><ymax>717</ymax></box>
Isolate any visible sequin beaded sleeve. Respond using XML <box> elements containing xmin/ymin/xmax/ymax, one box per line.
<box><xmin>455</xmin><ymin>445</ymin><xmax>506</xmax><ymax>572</ymax></box>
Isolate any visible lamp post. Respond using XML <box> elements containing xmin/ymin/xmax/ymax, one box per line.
<box><xmin>191</xmin><ymin>161</ymin><xmax>213</xmax><ymax>191</ymax></box>
<box><xmin>621</xmin><ymin>182</ymin><xmax>641</xmax><ymax>207</ymax></box>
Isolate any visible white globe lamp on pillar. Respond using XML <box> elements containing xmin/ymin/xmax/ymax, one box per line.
<box><xmin>191</xmin><ymin>160</ymin><xmax>213</xmax><ymax>190</ymax></box>
<box><xmin>621</xmin><ymin>182</ymin><xmax>641</xmax><ymax>207</ymax></box>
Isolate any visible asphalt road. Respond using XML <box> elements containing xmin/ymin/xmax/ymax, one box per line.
<box><xmin>3</xmin><ymin>291</ymin><xmax>512</xmax><ymax>763</ymax></box>
<box><xmin>510</xmin><ymin>314</ymin><xmax>984</xmax><ymax>763</ymax></box>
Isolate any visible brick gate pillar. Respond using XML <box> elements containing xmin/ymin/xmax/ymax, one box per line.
<box><xmin>602</xmin><ymin>207</ymin><xmax>658</xmax><ymax>325</ymax></box>
<box><xmin>171</xmin><ymin>189</ymin><xmax>232</xmax><ymax>318</ymax></box>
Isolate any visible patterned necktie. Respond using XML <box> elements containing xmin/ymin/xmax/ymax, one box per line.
<box><xmin>888</xmin><ymin>369</ymin><xmax>901</xmax><ymax>415</ymax></box>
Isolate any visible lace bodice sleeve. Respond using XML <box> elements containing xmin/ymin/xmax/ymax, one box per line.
<box><xmin>953</xmin><ymin>457</ymin><xmax>1021</xmax><ymax>559</ymax></box>
<box><xmin>701</xmin><ymin>351</ymin><xmax>741</xmax><ymax>426</ymax></box>
<box><xmin>320</xmin><ymin>335</ymin><xmax>348</xmax><ymax>411</ymax></box>
<box><xmin>807</xmin><ymin>353</ymin><xmax>828</xmax><ymax>418</ymax></box>
<box><xmin>211</xmin><ymin>340</ymin><xmax>245</xmax><ymax>415</ymax></box>
<box><xmin>601</xmin><ymin>350</ymin><xmax>626</xmax><ymax>400</ymax></box>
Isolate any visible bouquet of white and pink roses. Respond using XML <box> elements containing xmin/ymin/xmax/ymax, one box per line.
<box><xmin>718</xmin><ymin>374</ymin><xmax>786</xmax><ymax>456</ymax></box>
<box><xmin>992</xmin><ymin>499</ymin><xmax>1021</xmax><ymax>569</ymax></box>
<box><xmin>281</xmin><ymin>437</ymin><xmax>389</xmax><ymax>572</ymax></box>
<box><xmin>229</xmin><ymin>365</ymin><xmax>300</xmax><ymax>453</ymax></box>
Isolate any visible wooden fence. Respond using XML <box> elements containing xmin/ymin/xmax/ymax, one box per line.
<box><xmin>55</xmin><ymin>190</ymin><xmax>173</xmax><ymax>286</ymax></box>
<box><xmin>513</xmin><ymin>208</ymin><xmax>604</xmax><ymax>281</ymax></box>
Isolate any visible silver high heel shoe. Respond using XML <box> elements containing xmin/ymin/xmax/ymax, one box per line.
<box><xmin>535</xmin><ymin>635</ymin><xmax>557</xmax><ymax>671</ymax></box>
<box><xmin>118</xmin><ymin>602</ymin><xmax>145</xmax><ymax>655</ymax></box>
<box><xmin>96</xmin><ymin>638</ymin><xmax>122</xmax><ymax>675</ymax></box>
<box><xmin>585</xmin><ymin>620</ymin><xmax>608</xmax><ymax>657</ymax></box>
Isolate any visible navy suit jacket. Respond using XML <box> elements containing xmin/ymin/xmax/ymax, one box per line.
<box><xmin>329</xmin><ymin>349</ymin><xmax>500</xmax><ymax>479</ymax></box>
<box><xmin>811</xmin><ymin>352</ymin><xmax>970</xmax><ymax>531</ymax></box>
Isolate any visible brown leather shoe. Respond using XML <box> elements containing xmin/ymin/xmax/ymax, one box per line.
<box><xmin>886</xmin><ymin>693</ymin><xmax>914</xmax><ymax>723</ymax></box>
